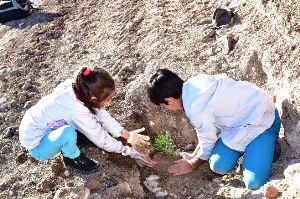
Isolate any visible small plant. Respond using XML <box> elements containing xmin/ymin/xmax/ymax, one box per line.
<box><xmin>154</xmin><ymin>130</ymin><xmax>175</xmax><ymax>156</ymax></box>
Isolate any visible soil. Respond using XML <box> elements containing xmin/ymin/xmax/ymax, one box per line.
<box><xmin>0</xmin><ymin>0</ymin><xmax>300</xmax><ymax>198</ymax></box>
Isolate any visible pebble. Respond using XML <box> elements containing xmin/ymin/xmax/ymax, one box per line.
<box><xmin>24</xmin><ymin>100</ymin><xmax>34</xmax><ymax>109</ymax></box>
<box><xmin>184</xmin><ymin>143</ymin><xmax>194</xmax><ymax>151</ymax></box>
<box><xmin>19</xmin><ymin>95</ymin><xmax>27</xmax><ymax>104</ymax></box>
<box><xmin>51</xmin><ymin>156</ymin><xmax>64</xmax><ymax>175</ymax></box>
<box><xmin>3</xmin><ymin>126</ymin><xmax>16</xmax><ymax>138</ymax></box>
<box><xmin>264</xmin><ymin>186</ymin><xmax>279</xmax><ymax>199</ymax></box>
<box><xmin>15</xmin><ymin>151</ymin><xmax>28</xmax><ymax>164</ymax></box>
<box><xmin>64</xmin><ymin>170</ymin><xmax>71</xmax><ymax>177</ymax></box>
<box><xmin>22</xmin><ymin>83</ymin><xmax>31</xmax><ymax>90</ymax></box>
<box><xmin>40</xmin><ymin>175</ymin><xmax>56</xmax><ymax>193</ymax></box>
<box><xmin>85</xmin><ymin>178</ymin><xmax>101</xmax><ymax>191</ymax></box>
<box><xmin>90</xmin><ymin>193</ymin><xmax>102</xmax><ymax>199</ymax></box>
<box><xmin>10</xmin><ymin>69</ymin><xmax>21</xmax><ymax>76</ymax></box>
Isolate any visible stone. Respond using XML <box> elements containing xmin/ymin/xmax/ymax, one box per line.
<box><xmin>51</xmin><ymin>156</ymin><xmax>64</xmax><ymax>175</ymax></box>
<box><xmin>102</xmin><ymin>182</ymin><xmax>132</xmax><ymax>198</ymax></box>
<box><xmin>15</xmin><ymin>151</ymin><xmax>28</xmax><ymax>164</ymax></box>
<box><xmin>40</xmin><ymin>175</ymin><xmax>57</xmax><ymax>193</ymax></box>
<box><xmin>53</xmin><ymin>186</ymin><xmax>90</xmax><ymax>199</ymax></box>
<box><xmin>90</xmin><ymin>193</ymin><xmax>102</xmax><ymax>199</ymax></box>
<box><xmin>64</xmin><ymin>170</ymin><xmax>71</xmax><ymax>177</ymax></box>
<box><xmin>184</xmin><ymin>143</ymin><xmax>194</xmax><ymax>151</ymax></box>
<box><xmin>22</xmin><ymin>83</ymin><xmax>31</xmax><ymax>90</ymax></box>
<box><xmin>85</xmin><ymin>178</ymin><xmax>101</xmax><ymax>191</ymax></box>
<box><xmin>24</xmin><ymin>100</ymin><xmax>34</xmax><ymax>109</ymax></box>
<box><xmin>3</xmin><ymin>126</ymin><xmax>16</xmax><ymax>138</ymax></box>
<box><xmin>19</xmin><ymin>95</ymin><xmax>27</xmax><ymax>104</ymax></box>
<box><xmin>264</xmin><ymin>186</ymin><xmax>279</xmax><ymax>199</ymax></box>
<box><xmin>284</xmin><ymin>163</ymin><xmax>300</xmax><ymax>183</ymax></box>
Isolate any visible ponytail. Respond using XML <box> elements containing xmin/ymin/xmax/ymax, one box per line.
<box><xmin>73</xmin><ymin>67</ymin><xmax>115</xmax><ymax>114</ymax></box>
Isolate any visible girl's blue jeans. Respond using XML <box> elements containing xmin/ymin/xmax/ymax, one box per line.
<box><xmin>29</xmin><ymin>125</ymin><xmax>80</xmax><ymax>160</ymax></box>
<box><xmin>209</xmin><ymin>110</ymin><xmax>281</xmax><ymax>189</ymax></box>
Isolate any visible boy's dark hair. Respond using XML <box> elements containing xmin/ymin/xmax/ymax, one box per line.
<box><xmin>147</xmin><ymin>69</ymin><xmax>184</xmax><ymax>105</ymax></box>
<box><xmin>73</xmin><ymin>67</ymin><xmax>115</xmax><ymax>114</ymax></box>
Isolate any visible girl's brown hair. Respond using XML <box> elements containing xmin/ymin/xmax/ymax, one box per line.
<box><xmin>73</xmin><ymin>67</ymin><xmax>115</xmax><ymax>114</ymax></box>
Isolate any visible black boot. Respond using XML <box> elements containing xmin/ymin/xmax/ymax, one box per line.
<box><xmin>63</xmin><ymin>153</ymin><xmax>100</xmax><ymax>173</ymax></box>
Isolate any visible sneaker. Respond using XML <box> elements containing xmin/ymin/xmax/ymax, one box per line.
<box><xmin>63</xmin><ymin>153</ymin><xmax>100</xmax><ymax>173</ymax></box>
<box><xmin>273</xmin><ymin>140</ymin><xmax>281</xmax><ymax>163</ymax></box>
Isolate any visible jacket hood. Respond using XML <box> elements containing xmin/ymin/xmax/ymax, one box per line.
<box><xmin>182</xmin><ymin>74</ymin><xmax>227</xmax><ymax>117</ymax></box>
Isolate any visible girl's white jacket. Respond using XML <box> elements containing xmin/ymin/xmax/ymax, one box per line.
<box><xmin>19</xmin><ymin>80</ymin><xmax>125</xmax><ymax>153</ymax></box>
<box><xmin>182</xmin><ymin>74</ymin><xmax>275</xmax><ymax>160</ymax></box>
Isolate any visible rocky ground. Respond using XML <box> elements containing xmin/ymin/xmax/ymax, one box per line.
<box><xmin>0</xmin><ymin>0</ymin><xmax>299</xmax><ymax>198</ymax></box>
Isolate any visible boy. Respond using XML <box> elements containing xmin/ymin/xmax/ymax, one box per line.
<box><xmin>147</xmin><ymin>69</ymin><xmax>281</xmax><ymax>189</ymax></box>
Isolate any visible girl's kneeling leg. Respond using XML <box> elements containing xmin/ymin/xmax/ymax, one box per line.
<box><xmin>30</xmin><ymin>125</ymin><xmax>80</xmax><ymax>160</ymax></box>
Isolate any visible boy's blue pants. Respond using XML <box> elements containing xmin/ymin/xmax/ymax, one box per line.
<box><xmin>209</xmin><ymin>110</ymin><xmax>281</xmax><ymax>189</ymax></box>
<box><xmin>29</xmin><ymin>125</ymin><xmax>80</xmax><ymax>160</ymax></box>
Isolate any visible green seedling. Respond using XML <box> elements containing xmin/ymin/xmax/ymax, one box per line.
<box><xmin>154</xmin><ymin>130</ymin><xmax>175</xmax><ymax>156</ymax></box>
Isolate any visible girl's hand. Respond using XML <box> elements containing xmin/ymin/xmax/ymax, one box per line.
<box><xmin>121</xmin><ymin>130</ymin><xmax>130</xmax><ymax>140</ymax></box>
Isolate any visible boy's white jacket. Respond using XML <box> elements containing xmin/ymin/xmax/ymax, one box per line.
<box><xmin>182</xmin><ymin>74</ymin><xmax>275</xmax><ymax>160</ymax></box>
<box><xmin>19</xmin><ymin>80</ymin><xmax>125</xmax><ymax>153</ymax></box>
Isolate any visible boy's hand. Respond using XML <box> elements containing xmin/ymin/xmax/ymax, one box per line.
<box><xmin>180</xmin><ymin>145</ymin><xmax>201</xmax><ymax>160</ymax></box>
<box><xmin>180</xmin><ymin>152</ymin><xmax>194</xmax><ymax>160</ymax></box>
<box><xmin>167</xmin><ymin>159</ymin><xmax>196</xmax><ymax>176</ymax></box>
<box><xmin>167</xmin><ymin>158</ymin><xmax>205</xmax><ymax>176</ymax></box>
<box><xmin>127</xmin><ymin>127</ymin><xmax>151</xmax><ymax>148</ymax></box>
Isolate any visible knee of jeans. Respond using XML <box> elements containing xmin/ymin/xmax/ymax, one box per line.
<box><xmin>243</xmin><ymin>170</ymin><xmax>269</xmax><ymax>189</ymax></box>
<box><xmin>61</xmin><ymin>126</ymin><xmax>77</xmax><ymax>143</ymax></box>
<box><xmin>209</xmin><ymin>158</ymin><xmax>232</xmax><ymax>175</ymax></box>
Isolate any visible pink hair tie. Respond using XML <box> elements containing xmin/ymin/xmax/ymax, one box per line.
<box><xmin>83</xmin><ymin>68</ymin><xmax>92</xmax><ymax>76</ymax></box>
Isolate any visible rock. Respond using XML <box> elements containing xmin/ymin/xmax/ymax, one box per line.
<box><xmin>53</xmin><ymin>186</ymin><xmax>90</xmax><ymax>199</ymax></box>
<box><xmin>90</xmin><ymin>193</ymin><xmax>102</xmax><ymax>199</ymax></box>
<box><xmin>27</xmin><ymin>156</ymin><xmax>37</xmax><ymax>163</ymax></box>
<box><xmin>184</xmin><ymin>143</ymin><xmax>194</xmax><ymax>151</ymax></box>
<box><xmin>264</xmin><ymin>186</ymin><xmax>279</xmax><ymax>199</ymax></box>
<box><xmin>284</xmin><ymin>163</ymin><xmax>300</xmax><ymax>183</ymax></box>
<box><xmin>22</xmin><ymin>82</ymin><xmax>31</xmax><ymax>90</ymax></box>
<box><xmin>15</xmin><ymin>151</ymin><xmax>28</xmax><ymax>164</ymax></box>
<box><xmin>3</xmin><ymin>126</ymin><xmax>17</xmax><ymax>138</ymax></box>
<box><xmin>218</xmin><ymin>34</ymin><xmax>237</xmax><ymax>54</ymax></box>
<box><xmin>40</xmin><ymin>175</ymin><xmax>57</xmax><ymax>193</ymax></box>
<box><xmin>282</xmin><ymin>108</ymin><xmax>300</xmax><ymax>153</ymax></box>
<box><xmin>24</xmin><ymin>100</ymin><xmax>34</xmax><ymax>109</ymax></box>
<box><xmin>19</xmin><ymin>95</ymin><xmax>27</xmax><ymax>104</ymax></box>
<box><xmin>85</xmin><ymin>178</ymin><xmax>101</xmax><ymax>191</ymax></box>
<box><xmin>144</xmin><ymin>175</ymin><xmax>176</xmax><ymax>198</ymax></box>
<box><xmin>0</xmin><ymin>74</ymin><xmax>6</xmax><ymax>81</ymax></box>
<box><xmin>9</xmin><ymin>69</ymin><xmax>21</xmax><ymax>76</ymax></box>
<box><xmin>51</xmin><ymin>156</ymin><xmax>64</xmax><ymax>175</ymax></box>
<box><xmin>102</xmin><ymin>182</ymin><xmax>132</xmax><ymax>198</ymax></box>
<box><xmin>64</xmin><ymin>170</ymin><xmax>71</xmax><ymax>177</ymax></box>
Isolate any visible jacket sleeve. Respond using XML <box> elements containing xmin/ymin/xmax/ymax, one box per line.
<box><xmin>95</xmin><ymin>109</ymin><xmax>124</xmax><ymax>138</ymax></box>
<box><xmin>192</xmin><ymin>109</ymin><xmax>218</xmax><ymax>160</ymax></box>
<box><xmin>71</xmin><ymin>110</ymin><xmax>124</xmax><ymax>153</ymax></box>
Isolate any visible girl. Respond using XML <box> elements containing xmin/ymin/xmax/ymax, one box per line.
<box><xmin>19</xmin><ymin>67</ymin><xmax>155</xmax><ymax>173</ymax></box>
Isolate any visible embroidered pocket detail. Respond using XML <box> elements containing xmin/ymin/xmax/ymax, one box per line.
<box><xmin>47</xmin><ymin>119</ymin><xmax>68</xmax><ymax>130</ymax></box>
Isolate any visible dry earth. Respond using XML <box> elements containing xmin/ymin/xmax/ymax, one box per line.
<box><xmin>0</xmin><ymin>0</ymin><xmax>300</xmax><ymax>198</ymax></box>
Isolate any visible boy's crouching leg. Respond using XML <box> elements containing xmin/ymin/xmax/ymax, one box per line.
<box><xmin>209</xmin><ymin>139</ymin><xmax>241</xmax><ymax>175</ymax></box>
<box><xmin>243</xmin><ymin>169</ymin><xmax>270</xmax><ymax>189</ymax></box>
